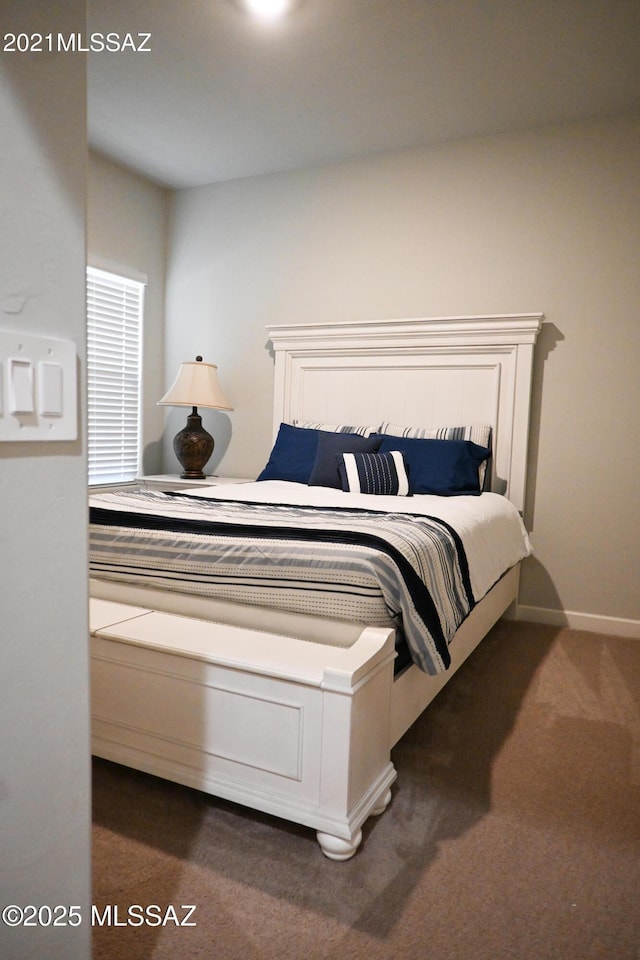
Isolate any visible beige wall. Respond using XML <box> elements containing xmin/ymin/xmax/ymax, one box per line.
<box><xmin>165</xmin><ymin>113</ymin><xmax>640</xmax><ymax>631</ymax></box>
<box><xmin>87</xmin><ymin>151</ymin><xmax>168</xmax><ymax>475</ymax></box>
<box><xmin>0</xmin><ymin>1</ymin><xmax>91</xmax><ymax>956</ymax></box>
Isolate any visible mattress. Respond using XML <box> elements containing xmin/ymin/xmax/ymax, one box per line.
<box><xmin>89</xmin><ymin>481</ymin><xmax>532</xmax><ymax>675</ymax></box>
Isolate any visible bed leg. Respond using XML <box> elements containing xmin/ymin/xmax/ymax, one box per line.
<box><xmin>316</xmin><ymin>786</ymin><xmax>393</xmax><ymax>860</ymax></box>
<box><xmin>316</xmin><ymin>830</ymin><xmax>363</xmax><ymax>861</ymax></box>
<box><xmin>369</xmin><ymin>787</ymin><xmax>393</xmax><ymax>817</ymax></box>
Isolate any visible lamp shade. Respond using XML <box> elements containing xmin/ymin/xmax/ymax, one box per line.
<box><xmin>158</xmin><ymin>357</ymin><xmax>233</xmax><ymax>410</ymax></box>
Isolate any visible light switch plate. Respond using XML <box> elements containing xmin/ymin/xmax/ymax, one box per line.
<box><xmin>0</xmin><ymin>330</ymin><xmax>77</xmax><ymax>441</ymax></box>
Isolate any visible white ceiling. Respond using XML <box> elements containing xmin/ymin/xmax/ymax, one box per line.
<box><xmin>87</xmin><ymin>0</ymin><xmax>640</xmax><ymax>189</ymax></box>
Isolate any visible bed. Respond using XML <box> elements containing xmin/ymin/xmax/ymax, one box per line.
<box><xmin>89</xmin><ymin>313</ymin><xmax>542</xmax><ymax>859</ymax></box>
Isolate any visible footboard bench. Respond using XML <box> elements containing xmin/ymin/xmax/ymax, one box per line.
<box><xmin>90</xmin><ymin>598</ymin><xmax>397</xmax><ymax>860</ymax></box>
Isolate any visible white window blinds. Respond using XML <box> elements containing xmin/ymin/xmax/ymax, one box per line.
<box><xmin>87</xmin><ymin>266</ymin><xmax>145</xmax><ymax>485</ymax></box>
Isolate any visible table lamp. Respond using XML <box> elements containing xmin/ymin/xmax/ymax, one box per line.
<box><xmin>158</xmin><ymin>356</ymin><xmax>232</xmax><ymax>479</ymax></box>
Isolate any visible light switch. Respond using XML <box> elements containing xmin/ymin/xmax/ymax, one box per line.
<box><xmin>9</xmin><ymin>359</ymin><xmax>34</xmax><ymax>413</ymax></box>
<box><xmin>0</xmin><ymin>330</ymin><xmax>77</xmax><ymax>440</ymax></box>
<box><xmin>39</xmin><ymin>361</ymin><xmax>64</xmax><ymax>416</ymax></box>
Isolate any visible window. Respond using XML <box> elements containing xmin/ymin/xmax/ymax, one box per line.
<box><xmin>86</xmin><ymin>265</ymin><xmax>145</xmax><ymax>485</ymax></box>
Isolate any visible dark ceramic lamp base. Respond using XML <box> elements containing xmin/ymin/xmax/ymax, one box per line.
<box><xmin>173</xmin><ymin>407</ymin><xmax>214</xmax><ymax>479</ymax></box>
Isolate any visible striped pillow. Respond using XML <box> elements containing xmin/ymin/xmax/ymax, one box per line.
<box><xmin>377</xmin><ymin>422</ymin><xmax>491</xmax><ymax>446</ymax></box>
<box><xmin>292</xmin><ymin>419</ymin><xmax>376</xmax><ymax>437</ymax></box>
<box><xmin>340</xmin><ymin>451</ymin><xmax>410</xmax><ymax>496</ymax></box>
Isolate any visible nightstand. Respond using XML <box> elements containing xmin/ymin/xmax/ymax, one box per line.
<box><xmin>137</xmin><ymin>475</ymin><xmax>251</xmax><ymax>492</ymax></box>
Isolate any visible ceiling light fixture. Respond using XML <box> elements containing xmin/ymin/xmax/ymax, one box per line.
<box><xmin>240</xmin><ymin>0</ymin><xmax>295</xmax><ymax>20</ymax></box>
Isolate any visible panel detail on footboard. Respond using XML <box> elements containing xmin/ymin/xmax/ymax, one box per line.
<box><xmin>92</xmin><ymin>649</ymin><xmax>311</xmax><ymax>783</ymax></box>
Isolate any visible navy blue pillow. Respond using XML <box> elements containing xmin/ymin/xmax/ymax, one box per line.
<box><xmin>308</xmin><ymin>432</ymin><xmax>382</xmax><ymax>488</ymax></box>
<box><xmin>375</xmin><ymin>436</ymin><xmax>490</xmax><ymax>496</ymax></box>
<box><xmin>257</xmin><ymin>423</ymin><xmax>320</xmax><ymax>483</ymax></box>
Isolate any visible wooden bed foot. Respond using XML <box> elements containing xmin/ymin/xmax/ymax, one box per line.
<box><xmin>316</xmin><ymin>786</ymin><xmax>393</xmax><ymax>860</ymax></box>
<box><xmin>369</xmin><ymin>787</ymin><xmax>393</xmax><ymax>817</ymax></box>
<box><xmin>316</xmin><ymin>829</ymin><xmax>363</xmax><ymax>861</ymax></box>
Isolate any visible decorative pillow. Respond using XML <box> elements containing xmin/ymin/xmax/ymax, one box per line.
<box><xmin>308</xmin><ymin>432</ymin><xmax>381</xmax><ymax>488</ymax></box>
<box><xmin>375</xmin><ymin>436</ymin><xmax>491</xmax><ymax>496</ymax></box>
<box><xmin>257</xmin><ymin>422</ymin><xmax>321</xmax><ymax>483</ymax></box>
<box><xmin>377</xmin><ymin>421</ymin><xmax>491</xmax><ymax>446</ymax></box>
<box><xmin>377</xmin><ymin>423</ymin><xmax>492</xmax><ymax>488</ymax></box>
<box><xmin>339</xmin><ymin>451</ymin><xmax>410</xmax><ymax>496</ymax></box>
<box><xmin>292</xmin><ymin>419</ymin><xmax>376</xmax><ymax>437</ymax></box>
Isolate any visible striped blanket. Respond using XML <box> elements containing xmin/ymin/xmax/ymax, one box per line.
<box><xmin>89</xmin><ymin>490</ymin><xmax>476</xmax><ymax>674</ymax></box>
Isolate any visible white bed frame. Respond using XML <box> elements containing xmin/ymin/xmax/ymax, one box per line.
<box><xmin>90</xmin><ymin>313</ymin><xmax>542</xmax><ymax>860</ymax></box>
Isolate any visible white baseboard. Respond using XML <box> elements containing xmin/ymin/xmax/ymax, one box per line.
<box><xmin>515</xmin><ymin>605</ymin><xmax>640</xmax><ymax>639</ymax></box>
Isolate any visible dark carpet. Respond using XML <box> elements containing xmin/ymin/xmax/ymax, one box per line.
<box><xmin>92</xmin><ymin>620</ymin><xmax>640</xmax><ymax>959</ymax></box>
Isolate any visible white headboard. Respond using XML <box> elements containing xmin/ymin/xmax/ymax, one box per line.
<box><xmin>267</xmin><ymin>314</ymin><xmax>542</xmax><ymax>513</ymax></box>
